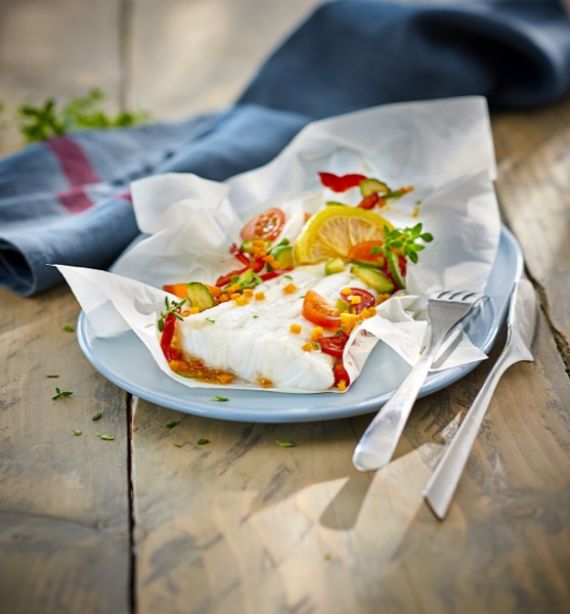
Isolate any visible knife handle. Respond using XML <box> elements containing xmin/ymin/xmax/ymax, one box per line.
<box><xmin>423</xmin><ymin>351</ymin><xmax>518</xmax><ymax>519</ymax></box>
<box><xmin>352</xmin><ymin>350</ymin><xmax>433</xmax><ymax>471</ymax></box>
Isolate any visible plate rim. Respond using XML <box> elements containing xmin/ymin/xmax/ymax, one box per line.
<box><xmin>76</xmin><ymin>226</ymin><xmax>522</xmax><ymax>423</ymax></box>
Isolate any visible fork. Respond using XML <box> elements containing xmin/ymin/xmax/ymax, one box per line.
<box><xmin>352</xmin><ymin>290</ymin><xmax>485</xmax><ymax>472</ymax></box>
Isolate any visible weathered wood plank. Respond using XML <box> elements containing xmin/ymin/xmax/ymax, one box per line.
<box><xmin>0</xmin><ymin>286</ymin><xmax>131</xmax><ymax>613</ymax></box>
<box><xmin>0</xmin><ymin>0</ymin><xmax>123</xmax><ymax>156</ymax></box>
<box><xmin>127</xmin><ymin>0</ymin><xmax>323</xmax><ymax>119</ymax></box>
<box><xmin>493</xmin><ymin>100</ymin><xmax>570</xmax><ymax>359</ymax></box>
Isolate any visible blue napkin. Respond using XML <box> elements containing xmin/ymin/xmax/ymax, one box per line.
<box><xmin>1</xmin><ymin>0</ymin><xmax>569</xmax><ymax>295</ymax></box>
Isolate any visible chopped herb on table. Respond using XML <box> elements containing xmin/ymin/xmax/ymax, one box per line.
<box><xmin>46</xmin><ymin>374</ymin><xmax>59</xmax><ymax>379</ymax></box>
<box><xmin>275</xmin><ymin>440</ymin><xmax>296</xmax><ymax>448</ymax></box>
<box><xmin>99</xmin><ymin>433</ymin><xmax>114</xmax><ymax>441</ymax></box>
<box><xmin>210</xmin><ymin>396</ymin><xmax>229</xmax><ymax>402</ymax></box>
<box><xmin>91</xmin><ymin>411</ymin><xmax>103</xmax><ymax>422</ymax></box>
<box><xmin>72</xmin><ymin>429</ymin><xmax>82</xmax><ymax>436</ymax></box>
<box><xmin>173</xmin><ymin>442</ymin><xmax>185</xmax><ymax>448</ymax></box>
<box><xmin>165</xmin><ymin>419</ymin><xmax>181</xmax><ymax>429</ymax></box>
<box><xmin>197</xmin><ymin>438</ymin><xmax>210</xmax><ymax>446</ymax></box>
<box><xmin>52</xmin><ymin>387</ymin><xmax>73</xmax><ymax>400</ymax></box>
<box><xmin>62</xmin><ymin>325</ymin><xmax>75</xmax><ymax>333</ymax></box>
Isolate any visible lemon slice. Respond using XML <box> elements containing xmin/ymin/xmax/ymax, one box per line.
<box><xmin>294</xmin><ymin>205</ymin><xmax>393</xmax><ymax>264</ymax></box>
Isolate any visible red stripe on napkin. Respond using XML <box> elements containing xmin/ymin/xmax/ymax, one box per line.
<box><xmin>46</xmin><ymin>136</ymin><xmax>100</xmax><ymax>186</ymax></box>
<box><xmin>57</xmin><ymin>186</ymin><xmax>93</xmax><ymax>214</ymax></box>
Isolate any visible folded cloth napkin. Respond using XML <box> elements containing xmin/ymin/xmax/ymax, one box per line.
<box><xmin>1</xmin><ymin>0</ymin><xmax>569</xmax><ymax>296</ymax></box>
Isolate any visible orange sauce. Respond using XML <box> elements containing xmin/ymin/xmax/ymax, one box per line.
<box><xmin>169</xmin><ymin>356</ymin><xmax>234</xmax><ymax>385</ymax></box>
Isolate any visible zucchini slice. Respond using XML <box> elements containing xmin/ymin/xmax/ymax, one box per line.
<box><xmin>386</xmin><ymin>252</ymin><xmax>405</xmax><ymax>289</ymax></box>
<box><xmin>324</xmin><ymin>257</ymin><xmax>345</xmax><ymax>275</ymax></box>
<box><xmin>359</xmin><ymin>178</ymin><xmax>390</xmax><ymax>198</ymax></box>
<box><xmin>186</xmin><ymin>282</ymin><xmax>215</xmax><ymax>311</ymax></box>
<box><xmin>350</xmin><ymin>264</ymin><xmax>394</xmax><ymax>293</ymax></box>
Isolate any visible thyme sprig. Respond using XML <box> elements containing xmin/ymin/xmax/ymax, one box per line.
<box><xmin>372</xmin><ymin>223</ymin><xmax>433</xmax><ymax>264</ymax></box>
<box><xmin>157</xmin><ymin>297</ymin><xmax>188</xmax><ymax>332</ymax></box>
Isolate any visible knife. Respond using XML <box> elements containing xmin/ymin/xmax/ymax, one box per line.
<box><xmin>423</xmin><ymin>278</ymin><xmax>538</xmax><ymax>520</ymax></box>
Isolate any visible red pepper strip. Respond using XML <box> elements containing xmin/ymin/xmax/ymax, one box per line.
<box><xmin>358</xmin><ymin>193</ymin><xmax>380</xmax><ymax>210</ymax></box>
<box><xmin>160</xmin><ymin>313</ymin><xmax>178</xmax><ymax>361</ymax></box>
<box><xmin>215</xmin><ymin>265</ymin><xmax>250</xmax><ymax>287</ymax></box>
<box><xmin>318</xmin><ymin>172</ymin><xmax>367</xmax><ymax>192</ymax></box>
<box><xmin>319</xmin><ymin>332</ymin><xmax>349</xmax><ymax>359</ymax></box>
<box><xmin>230</xmin><ymin>243</ymin><xmax>251</xmax><ymax>267</ymax></box>
<box><xmin>250</xmin><ymin>259</ymin><xmax>265</xmax><ymax>273</ymax></box>
<box><xmin>333</xmin><ymin>361</ymin><xmax>350</xmax><ymax>387</ymax></box>
<box><xmin>259</xmin><ymin>268</ymin><xmax>292</xmax><ymax>282</ymax></box>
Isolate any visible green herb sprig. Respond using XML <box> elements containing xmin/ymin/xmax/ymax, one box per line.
<box><xmin>52</xmin><ymin>387</ymin><xmax>73</xmax><ymax>400</ymax></box>
<box><xmin>17</xmin><ymin>89</ymin><xmax>149</xmax><ymax>143</ymax></box>
<box><xmin>158</xmin><ymin>297</ymin><xmax>188</xmax><ymax>332</ymax></box>
<box><xmin>275</xmin><ymin>440</ymin><xmax>296</xmax><ymax>448</ymax></box>
<box><xmin>372</xmin><ymin>223</ymin><xmax>433</xmax><ymax>264</ymax></box>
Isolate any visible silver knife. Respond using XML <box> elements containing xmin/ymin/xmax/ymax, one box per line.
<box><xmin>423</xmin><ymin>278</ymin><xmax>538</xmax><ymax>520</ymax></box>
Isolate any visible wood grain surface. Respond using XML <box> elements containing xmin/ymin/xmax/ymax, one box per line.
<box><xmin>0</xmin><ymin>1</ymin><xmax>569</xmax><ymax>613</ymax></box>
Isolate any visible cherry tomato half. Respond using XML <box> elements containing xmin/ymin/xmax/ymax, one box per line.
<box><xmin>319</xmin><ymin>332</ymin><xmax>349</xmax><ymax>358</ymax></box>
<box><xmin>240</xmin><ymin>208</ymin><xmax>286</xmax><ymax>241</ymax></box>
<box><xmin>333</xmin><ymin>361</ymin><xmax>350</xmax><ymax>387</ymax></box>
<box><xmin>347</xmin><ymin>241</ymin><xmax>386</xmax><ymax>267</ymax></box>
<box><xmin>302</xmin><ymin>290</ymin><xmax>341</xmax><ymax>329</ymax></box>
<box><xmin>341</xmin><ymin>288</ymin><xmax>375</xmax><ymax>314</ymax></box>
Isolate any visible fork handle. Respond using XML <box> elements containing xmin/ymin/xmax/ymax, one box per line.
<box><xmin>422</xmin><ymin>351</ymin><xmax>518</xmax><ymax>519</ymax></box>
<box><xmin>352</xmin><ymin>350</ymin><xmax>433</xmax><ymax>471</ymax></box>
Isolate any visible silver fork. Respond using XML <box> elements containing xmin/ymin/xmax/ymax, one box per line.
<box><xmin>352</xmin><ymin>290</ymin><xmax>485</xmax><ymax>472</ymax></box>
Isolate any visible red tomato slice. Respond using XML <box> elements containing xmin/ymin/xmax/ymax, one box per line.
<box><xmin>318</xmin><ymin>172</ymin><xmax>367</xmax><ymax>192</ymax></box>
<box><xmin>341</xmin><ymin>288</ymin><xmax>375</xmax><ymax>314</ymax></box>
<box><xmin>319</xmin><ymin>332</ymin><xmax>349</xmax><ymax>358</ymax></box>
<box><xmin>240</xmin><ymin>208</ymin><xmax>286</xmax><ymax>241</ymax></box>
<box><xmin>333</xmin><ymin>361</ymin><xmax>350</xmax><ymax>387</ymax></box>
<box><xmin>347</xmin><ymin>241</ymin><xmax>386</xmax><ymax>267</ymax></box>
<box><xmin>302</xmin><ymin>290</ymin><xmax>341</xmax><ymax>329</ymax></box>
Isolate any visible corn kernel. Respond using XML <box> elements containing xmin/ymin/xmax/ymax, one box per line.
<box><xmin>337</xmin><ymin>380</ymin><xmax>347</xmax><ymax>392</ymax></box>
<box><xmin>310</xmin><ymin>326</ymin><xmax>324</xmax><ymax>341</ymax></box>
<box><xmin>243</xmin><ymin>288</ymin><xmax>254</xmax><ymax>298</ymax></box>
<box><xmin>189</xmin><ymin>306</ymin><xmax>200</xmax><ymax>314</ymax></box>
<box><xmin>219</xmin><ymin>294</ymin><xmax>229</xmax><ymax>302</ymax></box>
<box><xmin>302</xmin><ymin>342</ymin><xmax>314</xmax><ymax>352</ymax></box>
<box><xmin>255</xmin><ymin>291</ymin><xmax>266</xmax><ymax>301</ymax></box>
<box><xmin>230</xmin><ymin>292</ymin><xmax>241</xmax><ymax>300</ymax></box>
<box><xmin>376</xmin><ymin>293</ymin><xmax>390</xmax><ymax>305</ymax></box>
<box><xmin>234</xmin><ymin>296</ymin><xmax>249</xmax><ymax>307</ymax></box>
<box><xmin>340</xmin><ymin>312</ymin><xmax>359</xmax><ymax>333</ymax></box>
<box><xmin>290</xmin><ymin>323</ymin><xmax>302</xmax><ymax>335</ymax></box>
<box><xmin>341</xmin><ymin>287</ymin><xmax>352</xmax><ymax>296</ymax></box>
<box><xmin>283</xmin><ymin>283</ymin><xmax>297</xmax><ymax>294</ymax></box>
<box><xmin>350</xmin><ymin>295</ymin><xmax>362</xmax><ymax>305</ymax></box>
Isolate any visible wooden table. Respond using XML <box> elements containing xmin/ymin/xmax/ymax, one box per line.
<box><xmin>1</xmin><ymin>2</ymin><xmax>569</xmax><ymax>612</ymax></box>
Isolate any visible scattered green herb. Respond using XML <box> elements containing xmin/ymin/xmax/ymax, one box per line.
<box><xmin>52</xmin><ymin>387</ymin><xmax>73</xmax><ymax>400</ymax></box>
<box><xmin>275</xmin><ymin>440</ymin><xmax>296</xmax><ymax>448</ymax></box>
<box><xmin>252</xmin><ymin>315</ymin><xmax>259</xmax><ymax>319</ymax></box>
<box><xmin>17</xmin><ymin>89</ymin><xmax>149</xmax><ymax>143</ymax></box>
<box><xmin>210</xmin><ymin>396</ymin><xmax>229</xmax><ymax>402</ymax></box>
<box><xmin>62</xmin><ymin>324</ymin><xmax>75</xmax><ymax>333</ymax></box>
<box><xmin>206</xmin><ymin>318</ymin><xmax>216</xmax><ymax>324</ymax></box>
<box><xmin>197</xmin><ymin>438</ymin><xmax>210</xmax><ymax>446</ymax></box>
<box><xmin>72</xmin><ymin>429</ymin><xmax>82</xmax><ymax>436</ymax></box>
<box><xmin>165</xmin><ymin>419</ymin><xmax>181</xmax><ymax>429</ymax></box>
<box><xmin>284</xmin><ymin>274</ymin><xmax>293</xmax><ymax>280</ymax></box>
<box><xmin>324</xmin><ymin>553</ymin><xmax>332</xmax><ymax>561</ymax></box>
<box><xmin>173</xmin><ymin>442</ymin><xmax>184</xmax><ymax>448</ymax></box>
<box><xmin>46</xmin><ymin>374</ymin><xmax>60</xmax><ymax>379</ymax></box>
<box><xmin>99</xmin><ymin>433</ymin><xmax>115</xmax><ymax>441</ymax></box>
<box><xmin>371</xmin><ymin>223</ymin><xmax>433</xmax><ymax>264</ymax></box>
<box><xmin>157</xmin><ymin>297</ymin><xmax>187</xmax><ymax>332</ymax></box>
<box><xmin>91</xmin><ymin>411</ymin><xmax>103</xmax><ymax>422</ymax></box>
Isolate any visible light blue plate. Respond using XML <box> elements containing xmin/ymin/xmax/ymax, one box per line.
<box><xmin>77</xmin><ymin>227</ymin><xmax>522</xmax><ymax>423</ymax></box>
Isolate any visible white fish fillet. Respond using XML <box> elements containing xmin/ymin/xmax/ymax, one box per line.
<box><xmin>178</xmin><ymin>264</ymin><xmax>373</xmax><ymax>391</ymax></box>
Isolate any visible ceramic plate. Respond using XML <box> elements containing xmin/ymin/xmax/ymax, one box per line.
<box><xmin>77</xmin><ymin>227</ymin><xmax>521</xmax><ymax>423</ymax></box>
